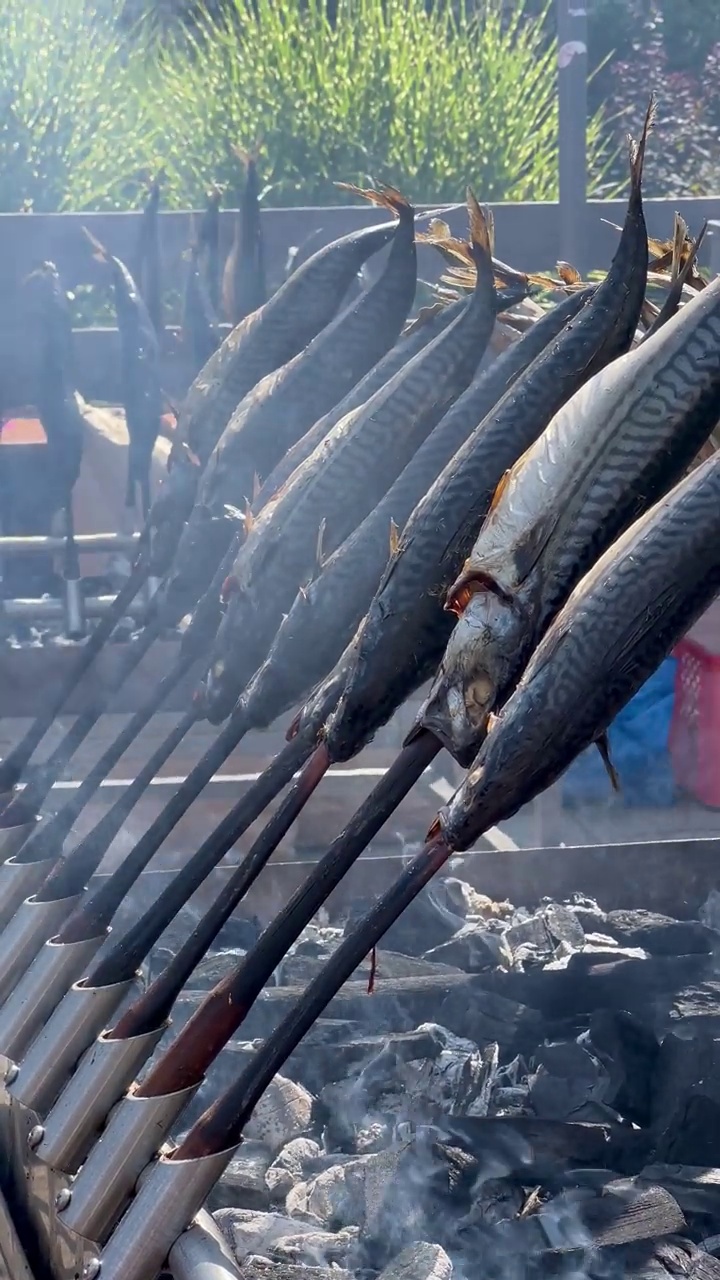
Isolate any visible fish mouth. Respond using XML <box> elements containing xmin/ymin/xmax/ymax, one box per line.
<box><xmin>196</xmin><ymin>656</ymin><xmax>243</xmax><ymax>724</ymax></box>
<box><xmin>419</xmin><ymin>670</ymin><xmax>497</xmax><ymax>768</ymax></box>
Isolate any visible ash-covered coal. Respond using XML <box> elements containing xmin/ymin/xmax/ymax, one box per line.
<box><xmin>170</xmin><ymin>876</ymin><xmax>720</xmax><ymax>1279</ymax></box>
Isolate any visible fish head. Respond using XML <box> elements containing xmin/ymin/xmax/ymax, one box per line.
<box><xmin>418</xmin><ymin>588</ymin><xmax>524</xmax><ymax>768</ymax></box>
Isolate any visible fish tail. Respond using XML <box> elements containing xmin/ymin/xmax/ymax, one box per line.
<box><xmin>335</xmin><ymin>182</ymin><xmax>415</xmax><ymax>222</ymax></box>
<box><xmin>628</xmin><ymin>94</ymin><xmax>656</xmax><ymax>193</ymax></box>
<box><xmin>82</xmin><ymin>226</ymin><xmax>110</xmax><ymax>264</ymax></box>
<box><xmin>465</xmin><ymin>188</ymin><xmax>494</xmax><ymax>279</ymax></box>
<box><xmin>669</xmin><ymin>212</ymin><xmax>688</xmax><ymax>284</ymax></box>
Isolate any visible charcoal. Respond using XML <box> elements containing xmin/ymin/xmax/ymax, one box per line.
<box><xmin>271</xmin><ymin>1227</ymin><xmax>360</xmax><ymax>1266</ymax></box>
<box><xmin>375</xmin><ymin>1243</ymin><xmax>452</xmax><ymax>1280</ymax></box>
<box><xmin>503</xmin><ymin>912</ymin><xmax>556</xmax><ymax>962</ymax></box>
<box><xmin>459</xmin><ymin>1176</ymin><xmax>527</xmax><ymax>1228</ymax></box>
<box><xmin>438</xmin><ymin>978</ymin><xmax>541</xmax><ymax>1051</ymax></box>
<box><xmin>436</xmin><ymin>1116</ymin><xmax>652</xmax><ymax>1180</ymax></box>
<box><xmin>490</xmin><ymin>953</ymin><xmax>710</xmax><ymax>1020</ymax></box>
<box><xmin>348</xmin><ymin>885</ymin><xmax>465</xmax><ymax>957</ymax></box>
<box><xmin>241</xmin><ymin>1256</ymin><xmax>351</xmax><ymax>1280</ymax></box>
<box><xmin>214</xmin><ymin>1210</ymin><xmax>332</xmax><ymax>1263</ymax></box>
<box><xmin>606</xmin><ymin>911</ymin><xmax>716</xmax><ymax>957</ymax></box>
<box><xmin>528</xmin><ymin>1041</ymin><xmax>610</xmax><ymax>1120</ymax></box>
<box><xmin>295</xmin><ymin>1028</ymin><xmax>444</xmax><ymax>1094</ymax></box>
<box><xmin>586</xmin><ymin>1009</ymin><xmax>660</xmax><ymax>1125</ymax></box>
<box><xmin>286</xmin><ymin>1158</ymin><xmax>367</xmax><ymax>1227</ymax></box>
<box><xmin>424</xmin><ymin>926</ymin><xmax>507</xmax><ymax>972</ymax></box>
<box><xmin>652</xmin><ymin>1034</ymin><xmax>720</xmax><ymax>1132</ymax></box>
<box><xmin>668</xmin><ymin>983</ymin><xmax>720</xmax><ymax>1037</ymax></box>
<box><xmin>210</xmin><ymin>1142</ymin><xmax>273</xmax><ymax>1211</ymax></box>
<box><xmin>244</xmin><ymin>1074</ymin><xmax>316</xmax><ymax>1153</ymax></box>
<box><xmin>358</xmin><ymin>1139</ymin><xmax>478</xmax><ymax>1257</ymax></box>
<box><xmin>266</xmin><ymin>1139</ymin><xmax>323</xmax><ymax>1202</ymax></box>
<box><xmin>441</xmin><ymin>878</ymin><xmax>512</xmax><ymax>923</ymax></box>
<box><xmin>657</xmin><ymin>1095</ymin><xmax>720</xmax><ymax>1168</ymax></box>
<box><xmin>639</xmin><ymin>1165</ymin><xmax>720</xmax><ymax>1230</ymax></box>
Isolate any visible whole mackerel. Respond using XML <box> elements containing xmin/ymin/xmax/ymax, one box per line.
<box><xmin>436</xmin><ymin>453</ymin><xmax>720</xmax><ymax>850</ymax></box>
<box><xmin>240</xmin><ymin>286</ymin><xmax>593</xmax><ymax>731</ymax></box>
<box><xmin>154</xmin><ymin>187</ymin><xmax>417</xmax><ymax>624</ymax></box>
<box><xmin>254</xmin><ymin>298</ymin><xmax>468</xmax><ymax>510</ymax></box>
<box><xmin>422</xmin><ymin>234</ymin><xmax>720</xmax><ymax>767</ymax></box>
<box><xmin>320</xmin><ymin>105</ymin><xmax>652</xmax><ymax>765</ymax></box>
<box><xmin>148</xmin><ymin>214</ymin><xmax>398</xmax><ymax>570</ymax></box>
<box><xmin>200</xmin><ymin>194</ymin><xmax>498</xmax><ymax>721</ymax></box>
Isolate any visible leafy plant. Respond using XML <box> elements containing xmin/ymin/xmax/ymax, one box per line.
<box><xmin>0</xmin><ymin>0</ymin><xmax>154</xmax><ymax>211</ymax></box>
<box><xmin>146</xmin><ymin>0</ymin><xmax>611</xmax><ymax>209</ymax></box>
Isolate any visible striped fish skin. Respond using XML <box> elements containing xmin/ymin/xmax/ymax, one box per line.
<box><xmin>199</xmin><ymin>210</ymin><xmax>499</xmax><ymax>722</ymax></box>
<box><xmin>152</xmin><ymin>202</ymin><xmax>417</xmax><ymax>625</ymax></box>
<box><xmin>147</xmin><ymin>219</ymin><xmax>396</xmax><ymax>571</ymax></box>
<box><xmin>254</xmin><ymin>299</ymin><xmax>468</xmax><ymax>511</ymax></box>
<box><xmin>240</xmin><ymin>288</ymin><xmax>594</xmax><ymax>732</ymax></box>
<box><xmin>320</xmin><ymin>112</ymin><xmax>651</xmax><ymax>766</ymax></box>
<box><xmin>423</xmin><ymin>270</ymin><xmax>720</xmax><ymax>766</ymax></box>
<box><xmin>438</xmin><ymin>454</ymin><xmax>720</xmax><ymax>851</ymax></box>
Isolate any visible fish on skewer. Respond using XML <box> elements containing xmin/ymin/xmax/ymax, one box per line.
<box><xmin>133</xmin><ymin>171</ymin><xmax>164</xmax><ymax>342</ymax></box>
<box><xmin>107</xmin><ymin>104</ymin><xmax>655</xmax><ymax>1083</ymax></box>
<box><xmin>85</xmin><ymin>230</ymin><xmax>162</xmax><ymax>524</ymax></box>
<box><xmin>149</xmin><ymin>214</ymin><xmax>400</xmax><ymax>574</ymax></box>
<box><xmin>196</xmin><ymin>184</ymin><xmax>223</xmax><ymax>314</ymax></box>
<box><xmin>419</xmin><ymin>222</ymin><xmax>719</xmax><ymax>769</ymax></box>
<box><xmin>222</xmin><ymin>149</ymin><xmax>266</xmax><ymax>324</ymax></box>
<box><xmin>197</xmin><ymin>193</ymin><xmax>497</xmax><ymax>720</ymax></box>
<box><xmin>154</xmin><ymin>185</ymin><xmax>418</xmax><ymax>626</ymax></box>
<box><xmin>181</xmin><ymin>233</ymin><xmax>220</xmax><ymax>373</ymax></box>
<box><xmin>239</xmin><ymin>284</ymin><xmax>595</xmax><ymax>734</ymax></box>
<box><xmin>161</xmin><ymin>452</ymin><xmax>720</xmax><ymax>1193</ymax></box>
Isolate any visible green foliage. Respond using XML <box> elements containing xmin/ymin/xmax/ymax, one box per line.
<box><xmin>0</xmin><ymin>0</ymin><xmax>156</xmax><ymax>211</ymax></box>
<box><xmin>0</xmin><ymin>0</ymin><xmax>611</xmax><ymax>213</ymax></box>
<box><xmin>152</xmin><ymin>0</ymin><xmax>610</xmax><ymax>208</ymax></box>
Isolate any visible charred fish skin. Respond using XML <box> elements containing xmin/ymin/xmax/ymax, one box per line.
<box><xmin>323</xmin><ymin>106</ymin><xmax>654</xmax><ymax>765</ymax></box>
<box><xmin>158</xmin><ymin>191</ymin><xmax>418</xmax><ymax>624</ymax></box>
<box><xmin>146</xmin><ymin>218</ymin><xmax>398</xmax><ymax>573</ymax></box>
<box><xmin>243</xmin><ymin>287</ymin><xmax>595</xmax><ymax>731</ymax></box>
<box><xmin>106</xmin><ymin>250</ymin><xmax>162</xmax><ymax>517</ymax></box>
<box><xmin>254</xmin><ymin>298</ymin><xmax>468</xmax><ymax>512</ymax></box>
<box><xmin>197</xmin><ymin>185</ymin><xmax>223</xmax><ymax>314</ymax></box>
<box><xmin>200</xmin><ymin>195</ymin><xmax>498</xmax><ymax>722</ymax></box>
<box><xmin>424</xmin><ymin>266</ymin><xmax>720</xmax><ymax>767</ymax></box>
<box><xmin>438</xmin><ymin>454</ymin><xmax>720</xmax><ymax>852</ymax></box>
<box><xmin>174</xmin><ymin>219</ymin><xmax>397</xmax><ymax>469</ymax></box>
<box><xmin>222</xmin><ymin>152</ymin><xmax>267</xmax><ymax>324</ymax></box>
<box><xmin>197</xmin><ymin>189</ymin><xmax>418</xmax><ymax>521</ymax></box>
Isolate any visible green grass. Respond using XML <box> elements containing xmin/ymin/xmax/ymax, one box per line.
<box><xmin>0</xmin><ymin>0</ymin><xmax>613</xmax><ymax>213</ymax></box>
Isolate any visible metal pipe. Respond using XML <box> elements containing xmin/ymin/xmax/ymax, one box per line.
<box><xmin>34</xmin><ymin>1025</ymin><xmax>165</xmax><ymax>1169</ymax></box>
<box><xmin>9</xmin><ymin>979</ymin><xmax>134</xmax><ymax>1119</ymax></box>
<box><xmin>60</xmin><ymin>1085</ymin><xmax>198</xmax><ymax>1243</ymax></box>
<box><xmin>168</xmin><ymin>1209</ymin><xmax>244</xmax><ymax>1280</ymax></box>
<box><xmin>0</xmin><ymin>841</ymin><xmax>44</xmax><ymax>930</ymax></box>
<box><xmin>0</xmin><ymin>895</ymin><xmax>81</xmax><ymax>1001</ymax></box>
<box><xmin>0</xmin><ymin>532</ymin><xmax>141</xmax><ymax>555</ymax></box>
<box><xmin>63</xmin><ymin>577</ymin><xmax>87</xmax><ymax>640</ymax></box>
<box><xmin>1</xmin><ymin>595</ymin><xmax>146</xmax><ymax>622</ymax></box>
<box><xmin>0</xmin><ymin>934</ymin><xmax>103</xmax><ymax>1061</ymax></box>
<box><xmin>98</xmin><ymin>1149</ymin><xmax>235</xmax><ymax>1280</ymax></box>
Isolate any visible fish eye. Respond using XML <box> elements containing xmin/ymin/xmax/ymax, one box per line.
<box><xmin>463</xmin><ymin>673</ymin><xmax>495</xmax><ymax>725</ymax></box>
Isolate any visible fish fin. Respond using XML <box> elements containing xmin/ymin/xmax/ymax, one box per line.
<box><xmin>402</xmin><ymin>300</ymin><xmax>448</xmax><ymax>335</ymax></box>
<box><xmin>445</xmin><ymin>567</ymin><xmax>502</xmax><ymax>618</ymax></box>
<box><xmin>595</xmin><ymin>733</ymin><xmax>621</xmax><ymax>792</ymax></box>
<box><xmin>628</xmin><ymin>94</ymin><xmax>656</xmax><ymax>193</ymax></box>
<box><xmin>426</xmin><ymin>813</ymin><xmax>442</xmax><ymax>840</ymax></box>
<box><xmin>220</xmin><ymin>574</ymin><xmax>240</xmax><ymax>605</ymax></box>
<box><xmin>82</xmin><ymin>226</ymin><xmax>110</xmax><ymax>264</ymax></box>
<box><xmin>316</xmin><ymin>516</ymin><xmax>327</xmax><ymax>569</ymax></box>
<box><xmin>488</xmin><ymin>468</ymin><xmax>511</xmax><ymax>516</ymax></box>
<box><xmin>486</xmin><ymin>711</ymin><xmax>501</xmax><ymax>735</ymax></box>
<box><xmin>243</xmin><ymin>500</ymin><xmax>255</xmax><ymax>538</ymax></box>
<box><xmin>389</xmin><ymin>518</ymin><xmax>400</xmax><ymax>558</ymax></box>
<box><xmin>252</xmin><ymin>471</ymin><xmax>262</xmax><ymax>503</ymax></box>
<box><xmin>466</xmin><ymin>188</ymin><xmax>492</xmax><ymax>258</ymax></box>
<box><xmin>646</xmin><ymin>219</ymin><xmax>708</xmax><ymax>338</ymax></box>
<box><xmin>335</xmin><ymin>182</ymin><xmax>414</xmax><ymax>221</ymax></box>
<box><xmin>640</xmin><ymin>298</ymin><xmax>660</xmax><ymax>331</ymax></box>
<box><xmin>556</xmin><ymin>261</ymin><xmax>581</xmax><ymax>286</ymax></box>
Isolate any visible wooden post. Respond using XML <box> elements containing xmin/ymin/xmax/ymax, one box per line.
<box><xmin>557</xmin><ymin>0</ymin><xmax>588</xmax><ymax>273</ymax></box>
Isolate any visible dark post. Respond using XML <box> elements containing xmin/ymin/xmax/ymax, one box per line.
<box><xmin>557</xmin><ymin>0</ymin><xmax>588</xmax><ymax>273</ymax></box>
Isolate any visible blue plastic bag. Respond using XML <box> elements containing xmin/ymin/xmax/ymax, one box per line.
<box><xmin>561</xmin><ymin>658</ymin><xmax>677</xmax><ymax>808</ymax></box>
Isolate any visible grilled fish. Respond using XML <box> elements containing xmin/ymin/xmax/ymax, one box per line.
<box><xmin>86</xmin><ymin>230</ymin><xmax>162</xmax><ymax>521</ymax></box>
<box><xmin>148</xmin><ymin>215</ymin><xmax>398</xmax><ymax>571</ymax></box>
<box><xmin>155</xmin><ymin>187</ymin><xmax>417</xmax><ymax>625</ymax></box>
<box><xmin>422</xmin><ymin>243</ymin><xmax>720</xmax><ymax>767</ymax></box>
<box><xmin>200</xmin><ymin>193</ymin><xmax>498</xmax><ymax>721</ymax></box>
<box><xmin>436</xmin><ymin>453</ymin><xmax>720</xmax><ymax>850</ymax></box>
<box><xmin>241</xmin><ymin>286</ymin><xmax>594</xmax><ymax>731</ymax></box>
<box><xmin>222</xmin><ymin>150</ymin><xmax>267</xmax><ymax>324</ymax></box>
<box><xmin>320</xmin><ymin>104</ymin><xmax>652</xmax><ymax>765</ymax></box>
